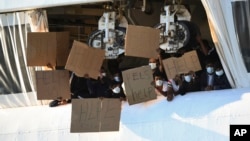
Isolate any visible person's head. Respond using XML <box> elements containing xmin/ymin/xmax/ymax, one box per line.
<box><xmin>205</xmin><ymin>62</ymin><xmax>215</xmax><ymax>74</ymax></box>
<box><xmin>149</xmin><ymin>58</ymin><xmax>157</xmax><ymax>70</ymax></box>
<box><xmin>113</xmin><ymin>72</ymin><xmax>122</xmax><ymax>83</ymax></box>
<box><xmin>183</xmin><ymin>72</ymin><xmax>192</xmax><ymax>83</ymax></box>
<box><xmin>154</xmin><ymin>75</ymin><xmax>163</xmax><ymax>87</ymax></box>
<box><xmin>99</xmin><ymin>67</ymin><xmax>107</xmax><ymax>78</ymax></box>
<box><xmin>215</xmin><ymin>67</ymin><xmax>224</xmax><ymax>76</ymax></box>
<box><xmin>110</xmin><ymin>83</ymin><xmax>121</xmax><ymax>94</ymax></box>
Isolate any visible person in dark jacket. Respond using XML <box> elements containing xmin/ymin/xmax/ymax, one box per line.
<box><xmin>93</xmin><ymin>67</ymin><xmax>112</xmax><ymax>98</ymax></box>
<box><xmin>200</xmin><ymin>62</ymin><xmax>216</xmax><ymax>91</ymax></box>
<box><xmin>70</xmin><ymin>73</ymin><xmax>96</xmax><ymax>99</ymax></box>
<box><xmin>178</xmin><ymin>71</ymin><xmax>201</xmax><ymax>95</ymax></box>
<box><xmin>107</xmin><ymin>81</ymin><xmax>126</xmax><ymax>101</ymax></box>
<box><xmin>213</xmin><ymin>66</ymin><xmax>232</xmax><ymax>90</ymax></box>
<box><xmin>149</xmin><ymin>55</ymin><xmax>168</xmax><ymax>81</ymax></box>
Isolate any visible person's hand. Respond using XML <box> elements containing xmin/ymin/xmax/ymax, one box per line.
<box><xmin>46</xmin><ymin>63</ymin><xmax>54</xmax><ymax>70</ymax></box>
<box><xmin>156</xmin><ymin>48</ymin><xmax>161</xmax><ymax>54</ymax></box>
<box><xmin>174</xmin><ymin>74</ymin><xmax>183</xmax><ymax>86</ymax></box>
<box><xmin>120</xmin><ymin>97</ymin><xmax>127</xmax><ymax>101</ymax></box>
<box><xmin>205</xmin><ymin>85</ymin><xmax>213</xmax><ymax>91</ymax></box>
<box><xmin>189</xmin><ymin>71</ymin><xmax>196</xmax><ymax>78</ymax></box>
<box><xmin>84</xmin><ymin>73</ymin><xmax>89</xmax><ymax>78</ymax></box>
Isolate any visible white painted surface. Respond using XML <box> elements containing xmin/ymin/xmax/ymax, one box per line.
<box><xmin>0</xmin><ymin>0</ymin><xmax>112</xmax><ymax>13</ymax></box>
<box><xmin>1</xmin><ymin>88</ymin><xmax>250</xmax><ymax>141</ymax></box>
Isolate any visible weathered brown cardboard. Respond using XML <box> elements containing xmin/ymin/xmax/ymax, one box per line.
<box><xmin>162</xmin><ymin>50</ymin><xmax>202</xmax><ymax>79</ymax></box>
<box><xmin>56</xmin><ymin>32</ymin><xmax>70</xmax><ymax>66</ymax></box>
<box><xmin>70</xmin><ymin>99</ymin><xmax>101</xmax><ymax>132</ymax></box>
<box><xmin>27</xmin><ymin>32</ymin><xmax>69</xmax><ymax>66</ymax></box>
<box><xmin>125</xmin><ymin>25</ymin><xmax>160</xmax><ymax>59</ymax></box>
<box><xmin>65</xmin><ymin>40</ymin><xmax>105</xmax><ymax>79</ymax></box>
<box><xmin>36</xmin><ymin>70</ymin><xmax>70</xmax><ymax>100</ymax></box>
<box><xmin>100</xmin><ymin>99</ymin><xmax>121</xmax><ymax>131</ymax></box>
<box><xmin>122</xmin><ymin>66</ymin><xmax>156</xmax><ymax>105</ymax></box>
<box><xmin>70</xmin><ymin>98</ymin><xmax>121</xmax><ymax>133</ymax></box>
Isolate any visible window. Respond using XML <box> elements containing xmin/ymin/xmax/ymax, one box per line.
<box><xmin>232</xmin><ymin>1</ymin><xmax>250</xmax><ymax>72</ymax></box>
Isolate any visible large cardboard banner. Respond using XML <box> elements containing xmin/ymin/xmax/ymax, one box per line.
<box><xmin>70</xmin><ymin>98</ymin><xmax>121</xmax><ymax>132</ymax></box>
<box><xmin>125</xmin><ymin>25</ymin><xmax>160</xmax><ymax>59</ymax></box>
<box><xmin>27</xmin><ymin>32</ymin><xmax>69</xmax><ymax>66</ymax></box>
<box><xmin>162</xmin><ymin>50</ymin><xmax>202</xmax><ymax>79</ymax></box>
<box><xmin>65</xmin><ymin>40</ymin><xmax>105</xmax><ymax>79</ymax></box>
<box><xmin>122</xmin><ymin>66</ymin><xmax>156</xmax><ymax>105</ymax></box>
<box><xmin>36</xmin><ymin>70</ymin><xmax>70</xmax><ymax>100</ymax></box>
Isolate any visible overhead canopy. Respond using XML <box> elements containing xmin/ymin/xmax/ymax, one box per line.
<box><xmin>0</xmin><ymin>0</ymin><xmax>112</xmax><ymax>13</ymax></box>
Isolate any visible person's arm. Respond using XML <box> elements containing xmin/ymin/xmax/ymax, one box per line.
<box><xmin>178</xmin><ymin>82</ymin><xmax>187</xmax><ymax>95</ymax></box>
<box><xmin>84</xmin><ymin>74</ymin><xmax>96</xmax><ymax>96</ymax></box>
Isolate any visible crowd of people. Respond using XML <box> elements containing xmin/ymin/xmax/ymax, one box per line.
<box><xmin>48</xmin><ymin>37</ymin><xmax>232</xmax><ymax>107</ymax></box>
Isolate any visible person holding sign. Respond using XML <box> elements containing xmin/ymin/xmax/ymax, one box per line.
<box><xmin>153</xmin><ymin>72</ymin><xmax>174</xmax><ymax>101</ymax></box>
<box><xmin>93</xmin><ymin>67</ymin><xmax>112</xmax><ymax>98</ymax></box>
<box><xmin>70</xmin><ymin>73</ymin><xmax>97</xmax><ymax>99</ymax></box>
<box><xmin>111</xmin><ymin>71</ymin><xmax>123</xmax><ymax>85</ymax></box>
<box><xmin>168</xmin><ymin>73</ymin><xmax>183</xmax><ymax>96</ymax></box>
<box><xmin>149</xmin><ymin>54</ymin><xmax>167</xmax><ymax>81</ymax></box>
<box><xmin>177</xmin><ymin>71</ymin><xmax>201</xmax><ymax>95</ymax></box>
<box><xmin>107</xmin><ymin>81</ymin><xmax>126</xmax><ymax>101</ymax></box>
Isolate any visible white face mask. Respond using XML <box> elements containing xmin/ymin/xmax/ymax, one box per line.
<box><xmin>112</xmin><ymin>86</ymin><xmax>121</xmax><ymax>93</ymax></box>
<box><xmin>155</xmin><ymin>80</ymin><xmax>163</xmax><ymax>86</ymax></box>
<box><xmin>206</xmin><ymin>67</ymin><xmax>214</xmax><ymax>74</ymax></box>
<box><xmin>215</xmin><ymin>70</ymin><xmax>224</xmax><ymax>76</ymax></box>
<box><xmin>149</xmin><ymin>63</ymin><xmax>157</xmax><ymax>70</ymax></box>
<box><xmin>114</xmin><ymin>76</ymin><xmax>120</xmax><ymax>82</ymax></box>
<box><xmin>101</xmin><ymin>73</ymin><xmax>106</xmax><ymax>77</ymax></box>
<box><xmin>184</xmin><ymin>75</ymin><xmax>192</xmax><ymax>82</ymax></box>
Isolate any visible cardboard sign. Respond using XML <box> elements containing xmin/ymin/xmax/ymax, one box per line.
<box><xmin>56</xmin><ymin>32</ymin><xmax>70</xmax><ymax>66</ymax></box>
<box><xmin>100</xmin><ymin>99</ymin><xmax>121</xmax><ymax>131</ymax></box>
<box><xmin>27</xmin><ymin>32</ymin><xmax>70</xmax><ymax>66</ymax></box>
<box><xmin>162</xmin><ymin>50</ymin><xmax>202</xmax><ymax>79</ymax></box>
<box><xmin>122</xmin><ymin>66</ymin><xmax>156</xmax><ymax>105</ymax></box>
<box><xmin>36</xmin><ymin>70</ymin><xmax>70</xmax><ymax>100</ymax></box>
<box><xmin>65</xmin><ymin>40</ymin><xmax>105</xmax><ymax>79</ymax></box>
<box><xmin>125</xmin><ymin>25</ymin><xmax>160</xmax><ymax>59</ymax></box>
<box><xmin>70</xmin><ymin>98</ymin><xmax>121</xmax><ymax>132</ymax></box>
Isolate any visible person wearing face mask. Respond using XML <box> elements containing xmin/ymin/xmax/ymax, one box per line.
<box><xmin>178</xmin><ymin>71</ymin><xmax>201</xmax><ymax>95</ymax></box>
<box><xmin>153</xmin><ymin>73</ymin><xmax>174</xmax><ymax>101</ymax></box>
<box><xmin>112</xmin><ymin>72</ymin><xmax>123</xmax><ymax>85</ymax></box>
<box><xmin>200</xmin><ymin>61</ymin><xmax>216</xmax><ymax>91</ymax></box>
<box><xmin>108</xmin><ymin>82</ymin><xmax>126</xmax><ymax>101</ymax></box>
<box><xmin>149</xmin><ymin>54</ymin><xmax>168</xmax><ymax>81</ymax></box>
<box><xmin>213</xmin><ymin>66</ymin><xmax>231</xmax><ymax>90</ymax></box>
